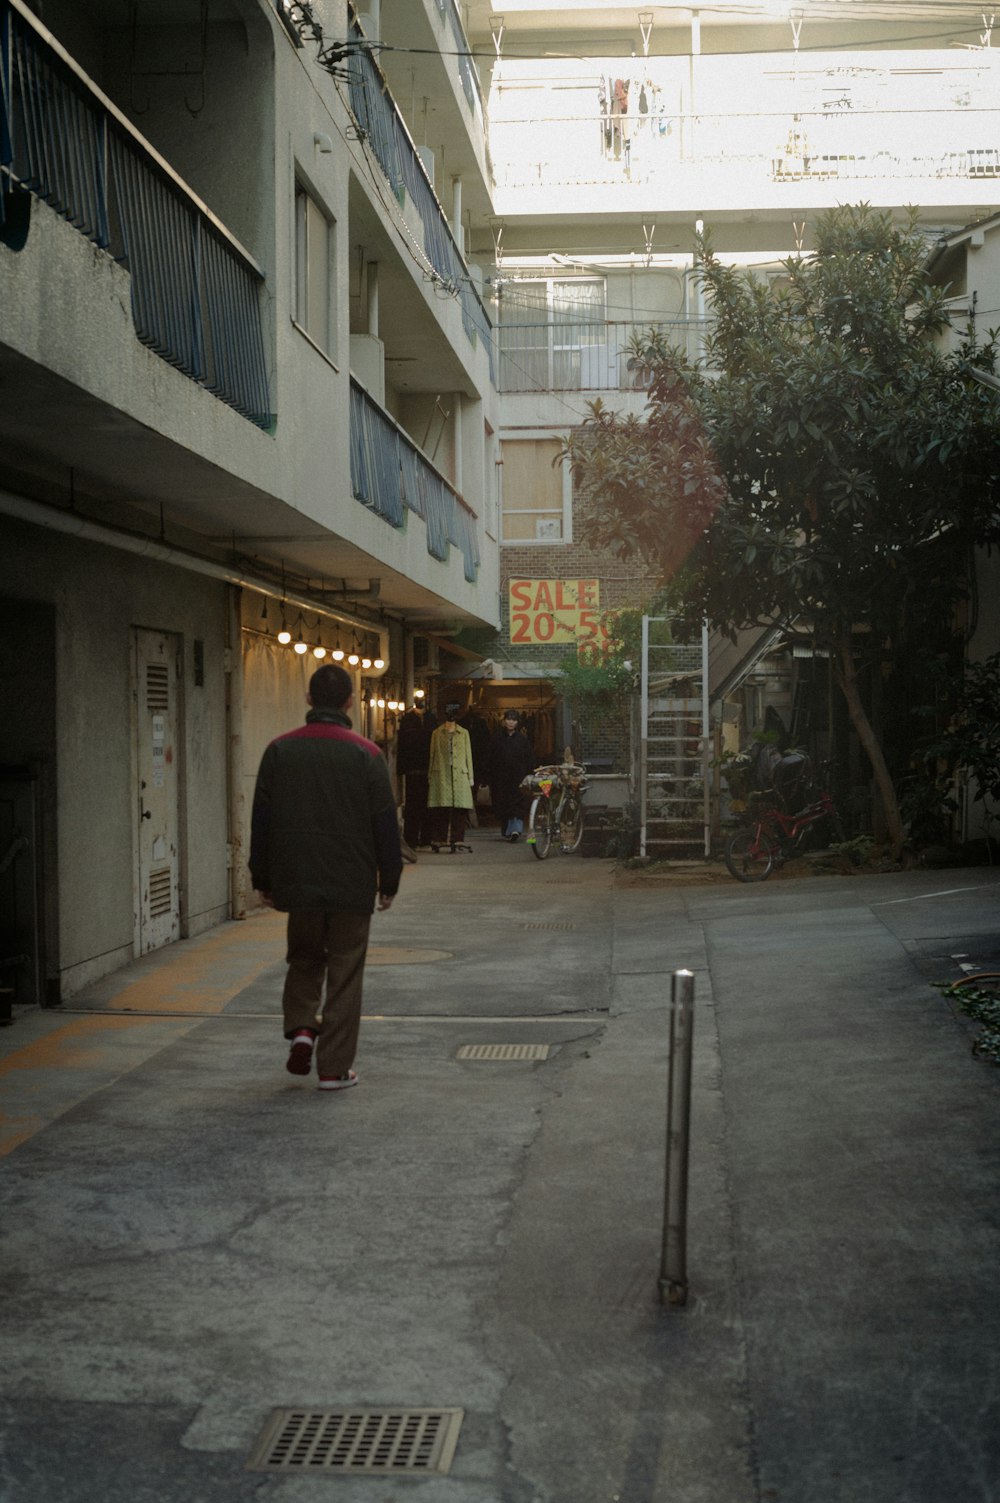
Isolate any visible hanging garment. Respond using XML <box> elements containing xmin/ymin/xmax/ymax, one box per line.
<box><xmin>427</xmin><ymin>724</ymin><xmax>474</xmax><ymax>811</ymax></box>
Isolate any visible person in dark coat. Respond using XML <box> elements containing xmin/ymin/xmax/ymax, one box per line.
<box><xmin>396</xmin><ymin>703</ymin><xmax>437</xmax><ymax>848</ymax></box>
<box><xmin>249</xmin><ymin>664</ymin><xmax>402</xmax><ymax>1091</ymax></box>
<box><xmin>488</xmin><ymin>709</ymin><xmax>535</xmax><ymax>841</ymax></box>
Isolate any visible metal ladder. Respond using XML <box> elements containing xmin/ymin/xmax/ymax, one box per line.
<box><xmin>639</xmin><ymin>619</ymin><xmax>710</xmax><ymax>859</ymax></box>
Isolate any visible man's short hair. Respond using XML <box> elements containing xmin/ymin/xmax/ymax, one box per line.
<box><xmin>310</xmin><ymin>663</ymin><xmax>353</xmax><ymax>708</ymax></box>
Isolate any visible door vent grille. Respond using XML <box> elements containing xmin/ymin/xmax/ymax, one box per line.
<box><xmin>247</xmin><ymin>1408</ymin><xmax>463</xmax><ymax>1475</ymax></box>
<box><xmin>148</xmin><ymin>868</ymin><xmax>172</xmax><ymax>918</ymax></box>
<box><xmin>146</xmin><ymin>662</ymin><xmax>170</xmax><ymax>711</ymax></box>
<box><xmin>457</xmin><ymin>1043</ymin><xmax>550</xmax><ymax>1061</ymax></box>
<box><xmin>520</xmin><ymin>921</ymin><xmax>576</xmax><ymax>931</ymax></box>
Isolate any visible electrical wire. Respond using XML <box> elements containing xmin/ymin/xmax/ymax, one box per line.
<box><xmin>355</xmin><ymin>25</ymin><xmax>998</xmax><ymax>66</ymax></box>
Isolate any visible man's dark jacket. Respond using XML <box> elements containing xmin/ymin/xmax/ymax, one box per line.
<box><xmin>249</xmin><ymin>709</ymin><xmax>402</xmax><ymax>911</ymax></box>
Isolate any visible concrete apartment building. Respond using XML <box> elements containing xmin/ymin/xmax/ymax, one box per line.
<box><xmin>2</xmin><ymin>0</ymin><xmax>997</xmax><ymax>1006</ymax></box>
<box><xmin>0</xmin><ymin>0</ymin><xmax>500</xmax><ymax>1005</ymax></box>
<box><xmin>458</xmin><ymin>0</ymin><xmax>1000</xmax><ymax>823</ymax></box>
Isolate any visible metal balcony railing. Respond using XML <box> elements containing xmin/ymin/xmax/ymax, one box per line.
<box><xmin>434</xmin><ymin>0</ymin><xmax>482</xmax><ymax>118</ymax></box>
<box><xmin>497</xmin><ymin>319</ymin><xmax>712</xmax><ymax>393</ymax></box>
<box><xmin>350</xmin><ymin>379</ymin><xmax>480</xmax><ymax>583</ymax></box>
<box><xmin>492</xmin><ymin>135</ymin><xmax>1000</xmax><ymax>194</ymax></box>
<box><xmin>0</xmin><ymin>0</ymin><xmax>270</xmax><ymax>428</ymax></box>
<box><xmin>346</xmin><ymin>25</ymin><xmax>494</xmax><ymax>383</ymax></box>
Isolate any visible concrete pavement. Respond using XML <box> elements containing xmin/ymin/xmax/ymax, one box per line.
<box><xmin>1</xmin><ymin>837</ymin><xmax>998</xmax><ymax>1502</ymax></box>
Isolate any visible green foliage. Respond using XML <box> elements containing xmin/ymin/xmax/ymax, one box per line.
<box><xmin>553</xmin><ymin>650</ymin><xmax>636</xmax><ymax>705</ymax></box>
<box><xmin>602</xmin><ymin>800</ymin><xmax>641</xmax><ymax>860</ymax></box>
<box><xmin>905</xmin><ymin>652</ymin><xmax>1000</xmax><ymax>849</ymax></box>
<box><xmin>561</xmin><ymin>205</ymin><xmax>1000</xmax><ymax>850</ymax></box>
<box><xmin>545</xmin><ymin>606</ymin><xmax>648</xmax><ymax>707</ymax></box>
<box><xmin>935</xmin><ymin>979</ymin><xmax>1000</xmax><ymax>1065</ymax></box>
<box><xmin>829</xmin><ymin>833</ymin><xmax>876</xmax><ymax>867</ymax></box>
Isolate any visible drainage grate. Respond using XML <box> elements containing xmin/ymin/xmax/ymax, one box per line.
<box><xmin>247</xmin><ymin>1407</ymin><xmax>463</xmax><ymax>1475</ymax></box>
<box><xmin>457</xmin><ymin>1043</ymin><xmax>551</xmax><ymax>1061</ymax></box>
<box><xmin>519</xmin><ymin>921</ymin><xmax>577</xmax><ymax>931</ymax></box>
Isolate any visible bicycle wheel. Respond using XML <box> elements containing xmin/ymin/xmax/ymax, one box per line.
<box><xmin>559</xmin><ymin>795</ymin><xmax>584</xmax><ymax>853</ymax></box>
<box><xmin>725</xmin><ymin>826</ymin><xmax>778</xmax><ymax>882</ymax></box>
<box><xmin>528</xmin><ymin>796</ymin><xmax>553</xmax><ymax>860</ymax></box>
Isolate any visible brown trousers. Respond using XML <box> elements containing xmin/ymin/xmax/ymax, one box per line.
<box><xmin>282</xmin><ymin>910</ymin><xmax>371</xmax><ymax>1078</ymax></box>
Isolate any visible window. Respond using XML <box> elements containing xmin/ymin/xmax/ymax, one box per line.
<box><xmin>498</xmin><ymin>277</ymin><xmax>606</xmax><ymax>393</ymax></box>
<box><xmin>295</xmin><ymin>184</ymin><xmax>333</xmax><ymax>357</ymax></box>
<box><xmin>500</xmin><ymin>437</ymin><xmax>570</xmax><ymax>543</ymax></box>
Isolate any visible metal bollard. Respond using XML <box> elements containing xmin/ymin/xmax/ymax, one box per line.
<box><xmin>659</xmin><ymin>969</ymin><xmax>695</xmax><ymax>1308</ymax></box>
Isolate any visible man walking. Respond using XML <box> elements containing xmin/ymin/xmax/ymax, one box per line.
<box><xmin>249</xmin><ymin>664</ymin><xmax>402</xmax><ymax>1091</ymax></box>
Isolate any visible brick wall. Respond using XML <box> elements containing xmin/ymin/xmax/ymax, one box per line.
<box><xmin>490</xmin><ymin>451</ymin><xmax>662</xmax><ymax>771</ymax></box>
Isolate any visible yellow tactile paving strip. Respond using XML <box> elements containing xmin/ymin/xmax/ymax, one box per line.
<box><xmin>82</xmin><ymin>917</ymin><xmax>450</xmax><ymax>1016</ymax></box>
<box><xmin>0</xmin><ymin>1013</ymin><xmax>194</xmax><ymax>1158</ymax></box>
<box><xmin>0</xmin><ymin>916</ymin><xmax>287</xmax><ymax>1156</ymax></box>
<box><xmin>0</xmin><ymin>915</ymin><xmax>453</xmax><ymax>1157</ymax></box>
<box><xmin>89</xmin><ymin>912</ymin><xmax>288</xmax><ymax>1014</ymax></box>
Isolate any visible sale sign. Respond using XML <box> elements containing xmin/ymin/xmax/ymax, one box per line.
<box><xmin>508</xmin><ymin>579</ymin><xmax>601</xmax><ymax>645</ymax></box>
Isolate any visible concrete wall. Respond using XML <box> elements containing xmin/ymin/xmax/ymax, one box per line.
<box><xmin>0</xmin><ymin>513</ymin><xmax>231</xmax><ymax>998</ymax></box>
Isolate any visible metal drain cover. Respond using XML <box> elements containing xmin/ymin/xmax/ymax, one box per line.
<box><xmin>247</xmin><ymin>1407</ymin><xmax>463</xmax><ymax>1475</ymax></box>
<box><xmin>457</xmin><ymin>1043</ymin><xmax>551</xmax><ymax>1061</ymax></box>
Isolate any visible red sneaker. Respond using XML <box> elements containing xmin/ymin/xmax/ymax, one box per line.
<box><xmin>286</xmin><ymin>1034</ymin><xmax>315</xmax><ymax>1076</ymax></box>
<box><xmin>317</xmin><ymin>1070</ymin><xmax>359</xmax><ymax>1092</ymax></box>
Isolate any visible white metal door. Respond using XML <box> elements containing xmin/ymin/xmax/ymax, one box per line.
<box><xmin>133</xmin><ymin>629</ymin><xmax>181</xmax><ymax>954</ymax></box>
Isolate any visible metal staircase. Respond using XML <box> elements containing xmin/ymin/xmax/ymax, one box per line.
<box><xmin>639</xmin><ymin>620</ymin><xmax>710</xmax><ymax>859</ymax></box>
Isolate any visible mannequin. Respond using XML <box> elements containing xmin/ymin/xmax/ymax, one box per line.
<box><xmin>427</xmin><ymin>701</ymin><xmax>475</xmax><ymax>852</ymax></box>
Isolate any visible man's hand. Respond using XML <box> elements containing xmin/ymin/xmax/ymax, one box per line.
<box><xmin>377</xmin><ymin>893</ymin><xmax>394</xmax><ymax>912</ymax></box>
<box><xmin>258</xmin><ymin>891</ymin><xmax>275</xmax><ymax>909</ymax></box>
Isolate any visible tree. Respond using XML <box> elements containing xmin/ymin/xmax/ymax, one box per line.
<box><xmin>561</xmin><ymin>205</ymin><xmax>1000</xmax><ymax>851</ymax></box>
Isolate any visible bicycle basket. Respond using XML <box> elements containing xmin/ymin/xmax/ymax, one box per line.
<box><xmin>521</xmin><ymin>766</ymin><xmax>561</xmax><ymax>795</ymax></box>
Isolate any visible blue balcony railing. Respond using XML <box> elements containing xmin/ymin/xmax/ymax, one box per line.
<box><xmin>434</xmin><ymin>0</ymin><xmax>481</xmax><ymax>118</ymax></box>
<box><xmin>346</xmin><ymin>27</ymin><xmax>494</xmax><ymax>384</ymax></box>
<box><xmin>0</xmin><ymin>0</ymin><xmax>270</xmax><ymax>428</ymax></box>
<box><xmin>350</xmin><ymin>379</ymin><xmax>480</xmax><ymax>583</ymax></box>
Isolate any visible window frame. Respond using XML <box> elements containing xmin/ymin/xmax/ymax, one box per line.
<box><xmin>499</xmin><ymin>430</ymin><xmax>573</xmax><ymax>546</ymax></box>
<box><xmin>293</xmin><ymin>180</ymin><xmax>335</xmax><ymax>362</ymax></box>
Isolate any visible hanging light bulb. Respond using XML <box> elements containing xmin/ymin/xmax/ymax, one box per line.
<box><xmin>347</xmin><ymin>636</ymin><xmax>360</xmax><ymax>666</ymax></box>
<box><xmin>332</xmin><ymin>639</ymin><xmax>345</xmax><ymax>661</ymax></box>
<box><xmin>313</xmin><ymin>642</ymin><xmax>327</xmax><ymax>659</ymax></box>
<box><xmin>361</xmin><ymin>656</ymin><xmax>372</xmax><ymax>670</ymax></box>
<box><xmin>414</xmin><ymin>688</ymin><xmax>425</xmax><ymax>700</ymax></box>
<box><xmin>377</xmin><ymin>698</ymin><xmax>386</xmax><ymax>709</ymax></box>
<box><xmin>294</xmin><ymin>619</ymin><xmax>308</xmax><ymax>655</ymax></box>
<box><xmin>369</xmin><ymin>696</ymin><xmax>378</xmax><ymax>709</ymax></box>
<box><xmin>277</xmin><ymin>601</ymin><xmax>292</xmax><ymax>644</ymax></box>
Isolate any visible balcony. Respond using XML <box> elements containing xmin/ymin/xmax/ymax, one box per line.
<box><xmin>346</xmin><ymin>20</ymin><xmax>494</xmax><ymax>383</ymax></box>
<box><xmin>350</xmin><ymin>379</ymin><xmax>480</xmax><ymax>582</ymax></box>
<box><xmin>488</xmin><ymin>49</ymin><xmax>1000</xmax><ymax>219</ymax></box>
<box><xmin>497</xmin><ymin>318</ymin><xmax>711</xmax><ymax>393</ymax></box>
<box><xmin>0</xmin><ymin>0</ymin><xmax>270</xmax><ymax>427</ymax></box>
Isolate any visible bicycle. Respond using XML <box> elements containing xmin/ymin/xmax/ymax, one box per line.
<box><xmin>522</xmin><ymin>763</ymin><xmax>590</xmax><ymax>861</ymax></box>
<box><xmin>724</xmin><ymin>782</ymin><xmax>844</xmax><ymax>882</ymax></box>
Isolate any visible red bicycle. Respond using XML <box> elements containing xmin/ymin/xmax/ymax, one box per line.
<box><xmin>725</xmin><ymin>785</ymin><xmax>844</xmax><ymax>883</ymax></box>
